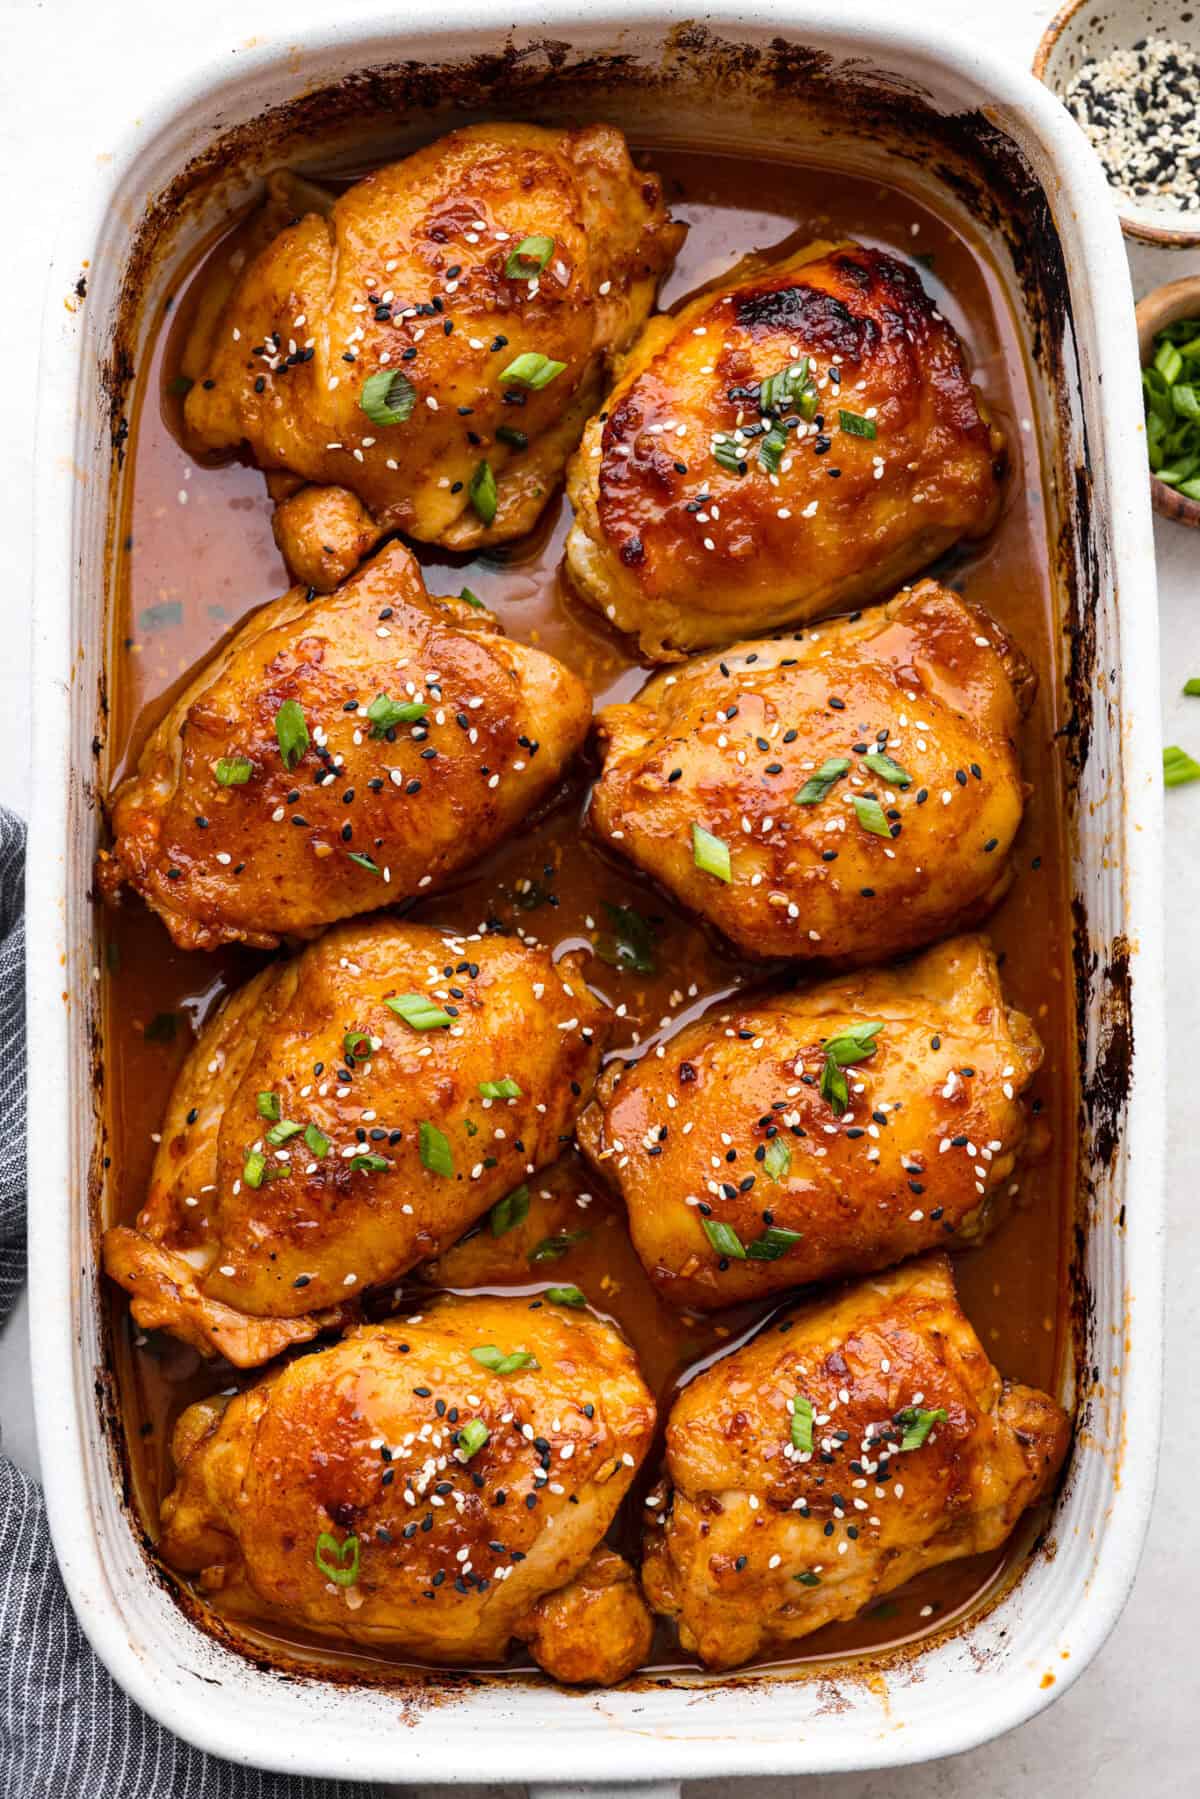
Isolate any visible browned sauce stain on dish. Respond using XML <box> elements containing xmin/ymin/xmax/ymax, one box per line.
<box><xmin>99</xmin><ymin>144</ymin><xmax>1076</xmax><ymax>1684</ymax></box>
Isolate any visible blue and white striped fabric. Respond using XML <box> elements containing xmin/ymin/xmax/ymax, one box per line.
<box><xmin>0</xmin><ymin>808</ymin><xmax>379</xmax><ymax>1798</ymax></box>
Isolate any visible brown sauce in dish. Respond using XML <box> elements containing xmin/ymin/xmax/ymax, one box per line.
<box><xmin>101</xmin><ymin>145</ymin><xmax>1074</xmax><ymax>1678</ymax></box>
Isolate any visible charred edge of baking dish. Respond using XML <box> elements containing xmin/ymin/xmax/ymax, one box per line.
<box><xmin>94</xmin><ymin>25</ymin><xmax>1113</xmax><ymax>1688</ymax></box>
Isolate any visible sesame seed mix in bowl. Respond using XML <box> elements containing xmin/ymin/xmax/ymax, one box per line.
<box><xmin>1065</xmin><ymin>37</ymin><xmax>1200</xmax><ymax>215</ymax></box>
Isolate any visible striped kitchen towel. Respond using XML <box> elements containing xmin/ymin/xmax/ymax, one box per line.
<box><xmin>0</xmin><ymin>808</ymin><xmax>381</xmax><ymax>1799</ymax></box>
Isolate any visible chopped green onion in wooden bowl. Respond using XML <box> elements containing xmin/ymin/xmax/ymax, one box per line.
<box><xmin>1143</xmin><ymin>318</ymin><xmax>1200</xmax><ymax>500</ymax></box>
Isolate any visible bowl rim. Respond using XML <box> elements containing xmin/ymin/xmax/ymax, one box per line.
<box><xmin>1032</xmin><ymin>0</ymin><xmax>1200</xmax><ymax>248</ymax></box>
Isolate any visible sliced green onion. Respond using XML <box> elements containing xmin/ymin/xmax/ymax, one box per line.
<box><xmin>692</xmin><ymin>822</ymin><xmax>732</xmax><ymax>882</ymax></box>
<box><xmin>758</xmin><ymin>422</ymin><xmax>789</xmax><ymax>474</ymax></box>
<box><xmin>529</xmin><ymin>1230</ymin><xmax>587</xmax><ymax>1263</ymax></box>
<box><xmin>838</xmin><ymin>409</ymin><xmax>877</xmax><ymax>439</ymax></box>
<box><xmin>898</xmin><ymin>1405</ymin><xmax>947</xmax><ymax>1451</ymax></box>
<box><xmin>459</xmin><ymin>586</ymin><xmax>485</xmax><ymax>609</ymax></box>
<box><xmin>256</xmin><ymin>1091</ymin><xmax>281</xmax><ymax>1121</ymax></box>
<box><xmin>545</xmin><ymin>1284</ymin><xmax>587</xmax><ymax>1308</ymax></box>
<box><xmin>819</xmin><ymin>1020</ymin><xmax>883</xmax><ymax>1116</ymax></box>
<box><xmin>1184</xmin><ymin>678</ymin><xmax>1200</xmax><ymax>696</ymax></box>
<box><xmin>1165</xmin><ymin>744</ymin><xmax>1200</xmax><ymax>787</ymax></box>
<box><xmin>863</xmin><ymin>751</ymin><xmax>912</xmax><ymax>788</ymax></box>
<box><xmin>496</xmin><ymin>425</ymin><xmax>528</xmax><ymax>450</ymax></box>
<box><xmin>790</xmin><ymin>1394</ymin><xmax>814</xmax><ymax>1454</ymax></box>
<box><xmin>594</xmin><ymin>902</ymin><xmax>657</xmax><ymax>974</ymax></box>
<box><xmin>504</xmin><ymin>235</ymin><xmax>555</xmax><ymax>279</ymax></box>
<box><xmin>479</xmin><ymin>1077</ymin><xmax>523</xmax><ymax>1101</ymax></box>
<box><xmin>242</xmin><ymin>1150</ymin><xmax>266</xmax><ymax>1189</ymax></box>
<box><xmin>759</xmin><ymin>359</ymin><xmax>817</xmax><ymax>420</ymax></box>
<box><xmin>763</xmin><ymin>1136</ymin><xmax>791</xmax><ymax>1182</ymax></box>
<box><xmin>794</xmin><ymin>1571</ymin><xmax>822</xmax><ymax>1587</ymax></box>
<box><xmin>343</xmin><ymin>1029</ymin><xmax>375</xmax><ymax>1061</ymax></box>
<box><xmin>795</xmin><ymin>757</ymin><xmax>850</xmax><ymax>805</ymax></box>
<box><xmin>314</xmin><ymin>1530</ymin><xmax>360</xmax><ymax>1586</ymax></box>
<box><xmin>214</xmin><ymin>755</ymin><xmax>253</xmax><ymax>786</ymax></box>
<box><xmin>350</xmin><ymin>1151</ymin><xmax>389</xmax><ymax>1174</ymax></box>
<box><xmin>713</xmin><ymin>438</ymin><xmax>748</xmax><ymax>476</ymax></box>
<box><xmin>1155</xmin><ymin>340</ymin><xmax>1184</xmax><ymax>384</ymax></box>
<box><xmin>489</xmin><ymin>1184</ymin><xmax>530</xmax><ymax>1236</ymax></box>
<box><xmin>347</xmin><ymin>852</ymin><xmax>381</xmax><ymax>874</ymax></box>
<box><xmin>702</xmin><ymin>1218</ymin><xmax>746</xmax><ymax>1260</ymax></box>
<box><xmin>274</xmin><ymin>699</ymin><xmax>309</xmax><ymax>769</ymax></box>
<box><xmin>852</xmin><ymin>794</ymin><xmax>894</xmax><ymax>838</ymax></box>
<box><xmin>471</xmin><ymin>1344</ymin><xmax>540</xmax><ymax>1374</ymax></box>
<box><xmin>747</xmin><ymin>1224</ymin><xmax>802</xmax><ymax>1261</ymax></box>
<box><xmin>468</xmin><ymin>460</ymin><xmax>498</xmax><ymax>525</ymax></box>
<box><xmin>358</xmin><ymin>368</ymin><xmax>416</xmax><ymax>426</ymax></box>
<box><xmin>265</xmin><ymin>1118</ymin><xmax>304</xmax><ymax>1147</ymax></box>
<box><xmin>457</xmin><ymin>1418</ymin><xmax>490</xmax><ymax>1460</ymax></box>
<box><xmin>304</xmin><ymin>1123</ymin><xmax>330</xmax><ymax>1157</ymax></box>
<box><xmin>385</xmin><ymin>992</ymin><xmax>453</xmax><ymax>1031</ymax></box>
<box><xmin>366</xmin><ymin>693</ymin><xmax>426</xmax><ymax>735</ymax></box>
<box><xmin>499</xmin><ymin>351</ymin><xmax>566</xmax><ymax>390</ymax></box>
<box><xmin>419</xmin><ymin>1120</ymin><xmax>454</xmax><ymax>1177</ymax></box>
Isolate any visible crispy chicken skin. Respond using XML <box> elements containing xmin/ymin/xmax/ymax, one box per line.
<box><xmin>588</xmin><ymin>581</ymin><xmax>1034</xmax><ymax>963</ymax></box>
<box><xmin>641</xmin><ymin>1254</ymin><xmax>1069</xmax><ymax>1669</ymax></box>
<box><xmin>182</xmin><ymin>125</ymin><xmax>683</xmax><ymax>581</ymax></box>
<box><xmin>97</xmin><ymin>541</ymin><xmax>590</xmax><ymax>951</ymax></box>
<box><xmin>102</xmin><ymin>919</ymin><xmax>609</xmax><ymax>1366</ymax></box>
<box><xmin>565</xmin><ymin>241</ymin><xmax>1003</xmax><ymax>658</ymax></box>
<box><xmin>160</xmin><ymin>1295</ymin><xmax>655</xmax><ymax>1682</ymax></box>
<box><xmin>577</xmin><ymin>936</ymin><xmax>1042</xmax><ymax>1310</ymax></box>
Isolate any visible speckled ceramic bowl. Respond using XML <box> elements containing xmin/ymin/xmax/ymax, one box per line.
<box><xmin>1034</xmin><ymin>0</ymin><xmax>1200</xmax><ymax>246</ymax></box>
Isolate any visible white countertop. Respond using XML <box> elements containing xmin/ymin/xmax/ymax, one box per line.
<box><xmin>1</xmin><ymin>1</ymin><xmax>1195</xmax><ymax>1791</ymax></box>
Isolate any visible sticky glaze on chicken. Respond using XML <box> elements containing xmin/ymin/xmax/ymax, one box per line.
<box><xmin>102</xmin><ymin>919</ymin><xmax>608</xmax><ymax>1367</ymax></box>
<box><xmin>565</xmin><ymin>242</ymin><xmax>1003</xmax><ymax>658</ymax></box>
<box><xmin>641</xmin><ymin>1254</ymin><xmax>1069</xmax><ymax>1669</ymax></box>
<box><xmin>578</xmin><ymin>936</ymin><xmax>1042</xmax><ymax>1310</ymax></box>
<box><xmin>181</xmin><ymin>125</ymin><xmax>684</xmax><ymax>585</ymax></box>
<box><xmin>160</xmin><ymin>1294</ymin><xmax>655</xmax><ymax>1682</ymax></box>
<box><xmin>97</xmin><ymin>541</ymin><xmax>590</xmax><ymax>951</ymax></box>
<box><xmin>588</xmin><ymin>581</ymin><xmax>1034</xmax><ymax>963</ymax></box>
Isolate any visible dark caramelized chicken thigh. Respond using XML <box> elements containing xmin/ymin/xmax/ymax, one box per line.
<box><xmin>566</xmin><ymin>242</ymin><xmax>1003</xmax><ymax>657</ymax></box>
<box><xmin>161</xmin><ymin>1294</ymin><xmax>655</xmax><ymax>1682</ymax></box>
<box><xmin>578</xmin><ymin>936</ymin><xmax>1042</xmax><ymax>1309</ymax></box>
<box><xmin>97</xmin><ymin>542</ymin><xmax>590</xmax><ymax>951</ymax></box>
<box><xmin>588</xmin><ymin>581</ymin><xmax>1034</xmax><ymax>963</ymax></box>
<box><xmin>102</xmin><ymin>920</ymin><xmax>608</xmax><ymax>1366</ymax></box>
<box><xmin>641</xmin><ymin>1255</ymin><xmax>1069</xmax><ymax>1669</ymax></box>
<box><xmin>182</xmin><ymin>124</ymin><xmax>683</xmax><ymax>582</ymax></box>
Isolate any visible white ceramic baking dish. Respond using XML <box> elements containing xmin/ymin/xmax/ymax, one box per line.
<box><xmin>27</xmin><ymin>1</ymin><xmax>1164</xmax><ymax>1783</ymax></box>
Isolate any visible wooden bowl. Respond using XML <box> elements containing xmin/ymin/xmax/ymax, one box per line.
<box><xmin>1034</xmin><ymin>0</ymin><xmax>1200</xmax><ymax>247</ymax></box>
<box><xmin>1136</xmin><ymin>275</ymin><xmax>1200</xmax><ymax>526</ymax></box>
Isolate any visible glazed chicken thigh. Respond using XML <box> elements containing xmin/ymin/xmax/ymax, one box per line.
<box><xmin>182</xmin><ymin>124</ymin><xmax>684</xmax><ymax>583</ymax></box>
<box><xmin>98</xmin><ymin>542</ymin><xmax>590</xmax><ymax>951</ymax></box>
<box><xmin>161</xmin><ymin>1294</ymin><xmax>655</xmax><ymax>1682</ymax></box>
<box><xmin>588</xmin><ymin>581</ymin><xmax>1034</xmax><ymax>963</ymax></box>
<box><xmin>641</xmin><ymin>1254</ymin><xmax>1069</xmax><ymax>1669</ymax></box>
<box><xmin>578</xmin><ymin>936</ymin><xmax>1042</xmax><ymax>1309</ymax></box>
<box><xmin>566</xmin><ymin>241</ymin><xmax>1003</xmax><ymax>657</ymax></box>
<box><xmin>102</xmin><ymin>919</ymin><xmax>608</xmax><ymax>1366</ymax></box>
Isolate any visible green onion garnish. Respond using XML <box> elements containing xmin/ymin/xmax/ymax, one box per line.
<box><xmin>459</xmin><ymin>586</ymin><xmax>485</xmax><ymax>608</ymax></box>
<box><xmin>274</xmin><ymin>699</ymin><xmax>309</xmax><ymax>770</ymax></box>
<box><xmin>479</xmin><ymin>1077</ymin><xmax>523</xmax><ymax>1100</ymax></box>
<box><xmin>794</xmin><ymin>1571</ymin><xmax>821</xmax><ymax>1587</ymax></box>
<box><xmin>350</xmin><ymin>1151</ymin><xmax>389</xmax><ymax>1174</ymax></box>
<box><xmin>347</xmin><ymin>851</ymin><xmax>381</xmax><ymax>874</ymax></box>
<box><xmin>746</xmin><ymin>1225</ymin><xmax>802</xmax><ymax>1261</ymax></box>
<box><xmin>897</xmin><ymin>1405</ymin><xmax>947</xmax><ymax>1451</ymax></box>
<box><xmin>863</xmin><ymin>751</ymin><xmax>912</xmax><ymax>788</ymax></box>
<box><xmin>795</xmin><ymin>757</ymin><xmax>850</xmax><ymax>805</ymax></box>
<box><xmin>468</xmin><ymin>460</ymin><xmax>498</xmax><ymax>525</ymax></box>
<box><xmin>702</xmin><ymin>1218</ymin><xmax>746</xmax><ymax>1260</ymax></box>
<box><xmin>358</xmin><ymin>369</ymin><xmax>416</xmax><ymax>426</ymax></box>
<box><xmin>499</xmin><ymin>351</ymin><xmax>566</xmax><ymax>390</ymax></box>
<box><xmin>214</xmin><ymin>755</ymin><xmax>252</xmax><ymax>786</ymax></box>
<box><xmin>242</xmin><ymin>1150</ymin><xmax>266</xmax><ymax>1189</ymax></box>
<box><xmin>852</xmin><ymin>794</ymin><xmax>894</xmax><ymax>838</ymax></box>
<box><xmin>314</xmin><ymin>1531</ymin><xmax>360</xmax><ymax>1586</ymax></box>
<box><xmin>545</xmin><ymin>1284</ymin><xmax>586</xmax><ymax>1308</ymax></box>
<box><xmin>385</xmin><ymin>992</ymin><xmax>453</xmax><ymax>1031</ymax></box>
<box><xmin>758</xmin><ymin>422</ymin><xmax>790</xmax><ymax>474</ymax></box>
<box><xmin>819</xmin><ymin>1021</ymin><xmax>884</xmax><ymax>1117</ymax></box>
<box><xmin>471</xmin><ymin>1345</ymin><xmax>540</xmax><ymax>1374</ymax></box>
<box><xmin>1184</xmin><ymin>678</ymin><xmax>1200</xmax><ymax>696</ymax></box>
<box><xmin>529</xmin><ymin>1230</ymin><xmax>587</xmax><ymax>1263</ymax></box>
<box><xmin>838</xmin><ymin>409</ymin><xmax>877</xmax><ymax>439</ymax></box>
<box><xmin>692</xmin><ymin>822</ymin><xmax>732</xmax><ymax>882</ymax></box>
<box><xmin>304</xmin><ymin>1123</ymin><xmax>330</xmax><ymax>1157</ymax></box>
<box><xmin>265</xmin><ymin>1118</ymin><xmax>304</xmax><ymax>1148</ymax></box>
<box><xmin>419</xmin><ymin>1120</ymin><xmax>454</xmax><ymax>1177</ymax></box>
<box><xmin>1164</xmin><ymin>744</ymin><xmax>1200</xmax><ymax>787</ymax></box>
<box><xmin>343</xmin><ymin>1029</ymin><xmax>374</xmax><ymax>1061</ymax></box>
<box><xmin>489</xmin><ymin>1184</ymin><xmax>530</xmax><ymax>1235</ymax></box>
<box><xmin>713</xmin><ymin>439</ymin><xmax>748</xmax><ymax>476</ymax></box>
<box><xmin>457</xmin><ymin>1418</ymin><xmax>490</xmax><ymax>1460</ymax></box>
<box><xmin>366</xmin><ymin>693</ymin><xmax>426</xmax><ymax>735</ymax></box>
<box><xmin>762</xmin><ymin>1137</ymin><xmax>791</xmax><ymax>1183</ymax></box>
<box><xmin>496</xmin><ymin>425</ymin><xmax>528</xmax><ymax>450</ymax></box>
<box><xmin>256</xmin><ymin>1091</ymin><xmax>281</xmax><ymax>1121</ymax></box>
<box><xmin>758</xmin><ymin>359</ymin><xmax>818</xmax><ymax>420</ymax></box>
<box><xmin>594</xmin><ymin>902</ymin><xmax>657</xmax><ymax>975</ymax></box>
<box><xmin>1143</xmin><ymin>321</ymin><xmax>1200</xmax><ymax>493</ymax></box>
<box><xmin>791</xmin><ymin>1395</ymin><xmax>814</xmax><ymax>1454</ymax></box>
<box><xmin>504</xmin><ymin>235</ymin><xmax>555</xmax><ymax>280</ymax></box>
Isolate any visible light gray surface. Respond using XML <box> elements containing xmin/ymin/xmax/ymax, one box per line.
<box><xmin>1</xmin><ymin>0</ymin><xmax>1195</xmax><ymax>1790</ymax></box>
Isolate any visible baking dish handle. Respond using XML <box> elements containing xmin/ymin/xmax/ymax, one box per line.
<box><xmin>529</xmin><ymin>1785</ymin><xmax>681</xmax><ymax>1799</ymax></box>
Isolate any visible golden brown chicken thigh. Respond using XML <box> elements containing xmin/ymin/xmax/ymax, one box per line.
<box><xmin>566</xmin><ymin>240</ymin><xmax>1003</xmax><ymax>658</ymax></box>
<box><xmin>641</xmin><ymin>1254</ymin><xmax>1069</xmax><ymax>1669</ymax></box>
<box><xmin>182</xmin><ymin>124</ymin><xmax>683</xmax><ymax>583</ymax></box>
<box><xmin>578</xmin><ymin>936</ymin><xmax>1042</xmax><ymax>1309</ymax></box>
<box><xmin>103</xmin><ymin>919</ymin><xmax>608</xmax><ymax>1366</ymax></box>
<box><xmin>160</xmin><ymin>1294</ymin><xmax>655</xmax><ymax>1682</ymax></box>
<box><xmin>97</xmin><ymin>541</ymin><xmax>590</xmax><ymax>951</ymax></box>
<box><xmin>588</xmin><ymin>581</ymin><xmax>1033</xmax><ymax>963</ymax></box>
